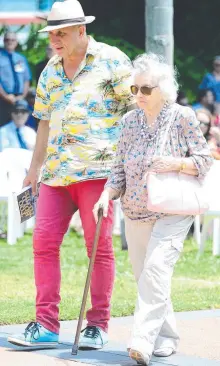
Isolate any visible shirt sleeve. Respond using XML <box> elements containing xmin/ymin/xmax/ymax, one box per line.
<box><xmin>105</xmin><ymin>115</ymin><xmax>128</xmax><ymax>198</ymax></box>
<box><xmin>111</xmin><ymin>49</ymin><xmax>134</xmax><ymax>108</ymax></box>
<box><xmin>33</xmin><ymin>68</ymin><xmax>51</xmax><ymax>121</ymax></box>
<box><xmin>199</xmin><ymin>74</ymin><xmax>210</xmax><ymax>90</ymax></box>
<box><xmin>181</xmin><ymin>107</ymin><xmax>213</xmax><ymax>179</ymax></box>
<box><xmin>23</xmin><ymin>56</ymin><xmax>32</xmax><ymax>82</ymax></box>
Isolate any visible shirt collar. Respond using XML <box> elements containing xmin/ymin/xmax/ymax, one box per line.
<box><xmin>2</xmin><ymin>48</ymin><xmax>14</xmax><ymax>57</ymax></box>
<box><xmin>86</xmin><ymin>36</ymin><xmax>100</xmax><ymax>56</ymax></box>
<box><xmin>10</xmin><ymin>121</ymin><xmax>24</xmax><ymax>131</ymax></box>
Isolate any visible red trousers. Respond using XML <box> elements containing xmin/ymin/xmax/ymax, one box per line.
<box><xmin>33</xmin><ymin>180</ymin><xmax>114</xmax><ymax>334</ymax></box>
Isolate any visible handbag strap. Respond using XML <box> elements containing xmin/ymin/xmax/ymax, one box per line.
<box><xmin>159</xmin><ymin>104</ymin><xmax>180</xmax><ymax>157</ymax></box>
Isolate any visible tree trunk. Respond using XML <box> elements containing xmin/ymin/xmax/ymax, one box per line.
<box><xmin>145</xmin><ymin>0</ymin><xmax>174</xmax><ymax>65</ymax></box>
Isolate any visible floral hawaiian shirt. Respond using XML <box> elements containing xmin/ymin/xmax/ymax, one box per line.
<box><xmin>33</xmin><ymin>36</ymin><xmax>134</xmax><ymax>186</ymax></box>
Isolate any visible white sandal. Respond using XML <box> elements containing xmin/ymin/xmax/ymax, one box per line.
<box><xmin>153</xmin><ymin>347</ymin><xmax>174</xmax><ymax>357</ymax></box>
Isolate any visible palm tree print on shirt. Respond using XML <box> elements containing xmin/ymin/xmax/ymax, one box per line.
<box><xmin>91</xmin><ymin>148</ymin><xmax>114</xmax><ymax>162</ymax></box>
<box><xmin>98</xmin><ymin>79</ymin><xmax>114</xmax><ymax>98</ymax></box>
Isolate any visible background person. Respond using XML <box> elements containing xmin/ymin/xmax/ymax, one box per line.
<box><xmin>195</xmin><ymin>108</ymin><xmax>220</xmax><ymax>160</ymax></box>
<box><xmin>0</xmin><ymin>31</ymin><xmax>31</xmax><ymax>126</ymax></box>
<box><xmin>192</xmin><ymin>89</ymin><xmax>214</xmax><ymax>113</ymax></box>
<box><xmin>25</xmin><ymin>87</ymin><xmax>38</xmax><ymax>131</ymax></box>
<box><xmin>199</xmin><ymin>56</ymin><xmax>220</xmax><ymax>103</ymax></box>
<box><xmin>0</xmin><ymin>99</ymin><xmax>36</xmax><ymax>152</ymax></box>
<box><xmin>195</xmin><ymin>108</ymin><xmax>212</xmax><ymax>140</ymax></box>
<box><xmin>176</xmin><ymin>90</ymin><xmax>189</xmax><ymax>106</ymax></box>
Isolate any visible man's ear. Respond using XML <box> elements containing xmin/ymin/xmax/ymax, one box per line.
<box><xmin>79</xmin><ymin>25</ymin><xmax>86</xmax><ymax>37</ymax></box>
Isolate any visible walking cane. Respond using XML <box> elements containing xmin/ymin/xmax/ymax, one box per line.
<box><xmin>72</xmin><ymin>206</ymin><xmax>104</xmax><ymax>355</ymax></box>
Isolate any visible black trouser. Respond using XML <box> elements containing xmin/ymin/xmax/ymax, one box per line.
<box><xmin>0</xmin><ymin>97</ymin><xmax>13</xmax><ymax>126</ymax></box>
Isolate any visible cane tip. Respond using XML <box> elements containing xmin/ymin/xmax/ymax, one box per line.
<box><xmin>72</xmin><ymin>344</ymin><xmax>78</xmax><ymax>355</ymax></box>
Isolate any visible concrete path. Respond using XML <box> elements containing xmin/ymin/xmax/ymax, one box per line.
<box><xmin>1</xmin><ymin>310</ymin><xmax>220</xmax><ymax>366</ymax></box>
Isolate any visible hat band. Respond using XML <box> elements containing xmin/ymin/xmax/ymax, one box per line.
<box><xmin>47</xmin><ymin>17</ymin><xmax>86</xmax><ymax>26</ymax></box>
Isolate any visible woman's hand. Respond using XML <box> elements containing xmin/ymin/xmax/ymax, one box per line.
<box><xmin>149</xmin><ymin>156</ymin><xmax>181</xmax><ymax>173</ymax></box>
<box><xmin>93</xmin><ymin>191</ymin><xmax>110</xmax><ymax>223</ymax></box>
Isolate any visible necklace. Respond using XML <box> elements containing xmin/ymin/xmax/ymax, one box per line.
<box><xmin>140</xmin><ymin>102</ymin><xmax>169</xmax><ymax>142</ymax></box>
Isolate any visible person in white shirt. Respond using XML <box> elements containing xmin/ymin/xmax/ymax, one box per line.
<box><xmin>0</xmin><ymin>99</ymin><xmax>36</xmax><ymax>152</ymax></box>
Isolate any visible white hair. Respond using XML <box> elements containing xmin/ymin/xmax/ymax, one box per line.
<box><xmin>133</xmin><ymin>53</ymin><xmax>179</xmax><ymax>104</ymax></box>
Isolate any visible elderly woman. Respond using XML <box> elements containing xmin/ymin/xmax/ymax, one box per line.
<box><xmin>93</xmin><ymin>54</ymin><xmax>213</xmax><ymax>365</ymax></box>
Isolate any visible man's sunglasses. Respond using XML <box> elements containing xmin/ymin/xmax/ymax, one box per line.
<box><xmin>130</xmin><ymin>85</ymin><xmax>157</xmax><ymax>96</ymax></box>
<box><xmin>4</xmin><ymin>38</ymin><xmax>16</xmax><ymax>42</ymax></box>
<box><xmin>14</xmin><ymin>110</ymin><xmax>28</xmax><ymax>115</ymax></box>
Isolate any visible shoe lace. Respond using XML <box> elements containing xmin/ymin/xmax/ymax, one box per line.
<box><xmin>24</xmin><ymin>322</ymin><xmax>42</xmax><ymax>340</ymax></box>
<box><xmin>82</xmin><ymin>326</ymin><xmax>101</xmax><ymax>339</ymax></box>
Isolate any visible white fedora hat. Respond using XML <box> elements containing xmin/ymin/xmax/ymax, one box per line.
<box><xmin>38</xmin><ymin>0</ymin><xmax>95</xmax><ymax>33</ymax></box>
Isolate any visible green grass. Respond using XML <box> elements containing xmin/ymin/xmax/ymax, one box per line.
<box><xmin>0</xmin><ymin>233</ymin><xmax>220</xmax><ymax>325</ymax></box>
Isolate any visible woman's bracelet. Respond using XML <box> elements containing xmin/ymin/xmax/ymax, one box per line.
<box><xmin>179</xmin><ymin>159</ymin><xmax>187</xmax><ymax>172</ymax></box>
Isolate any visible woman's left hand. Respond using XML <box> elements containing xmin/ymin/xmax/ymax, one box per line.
<box><xmin>149</xmin><ymin>156</ymin><xmax>180</xmax><ymax>173</ymax></box>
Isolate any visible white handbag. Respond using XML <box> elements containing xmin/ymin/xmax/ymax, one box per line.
<box><xmin>146</xmin><ymin>108</ymin><xmax>209</xmax><ymax>216</ymax></box>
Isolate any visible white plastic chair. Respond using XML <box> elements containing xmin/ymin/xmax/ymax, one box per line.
<box><xmin>0</xmin><ymin>148</ymin><xmax>33</xmax><ymax>244</ymax></box>
<box><xmin>0</xmin><ymin>154</ymin><xmax>20</xmax><ymax>244</ymax></box>
<box><xmin>194</xmin><ymin>160</ymin><xmax>220</xmax><ymax>255</ymax></box>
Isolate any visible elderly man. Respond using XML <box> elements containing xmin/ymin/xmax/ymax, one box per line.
<box><xmin>8</xmin><ymin>0</ymin><xmax>134</xmax><ymax>350</ymax></box>
<box><xmin>0</xmin><ymin>31</ymin><xmax>31</xmax><ymax>126</ymax></box>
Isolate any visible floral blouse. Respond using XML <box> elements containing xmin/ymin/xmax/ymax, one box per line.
<box><xmin>105</xmin><ymin>103</ymin><xmax>213</xmax><ymax>222</ymax></box>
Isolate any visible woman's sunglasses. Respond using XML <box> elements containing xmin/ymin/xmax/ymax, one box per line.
<box><xmin>130</xmin><ymin>85</ymin><xmax>157</xmax><ymax>96</ymax></box>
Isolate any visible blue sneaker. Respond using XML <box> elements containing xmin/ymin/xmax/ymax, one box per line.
<box><xmin>79</xmin><ymin>326</ymin><xmax>108</xmax><ymax>349</ymax></box>
<box><xmin>7</xmin><ymin>322</ymin><xmax>59</xmax><ymax>348</ymax></box>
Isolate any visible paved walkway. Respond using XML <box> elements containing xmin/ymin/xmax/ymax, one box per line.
<box><xmin>1</xmin><ymin>310</ymin><xmax>220</xmax><ymax>366</ymax></box>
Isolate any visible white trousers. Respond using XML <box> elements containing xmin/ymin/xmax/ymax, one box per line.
<box><xmin>124</xmin><ymin>214</ymin><xmax>194</xmax><ymax>357</ymax></box>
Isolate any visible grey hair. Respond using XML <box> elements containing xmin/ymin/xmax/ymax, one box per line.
<box><xmin>132</xmin><ymin>53</ymin><xmax>179</xmax><ymax>104</ymax></box>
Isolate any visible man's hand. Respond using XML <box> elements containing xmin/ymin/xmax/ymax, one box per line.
<box><xmin>22</xmin><ymin>120</ymin><xmax>50</xmax><ymax>195</ymax></box>
<box><xmin>6</xmin><ymin>94</ymin><xmax>16</xmax><ymax>104</ymax></box>
<box><xmin>23</xmin><ymin>168</ymin><xmax>40</xmax><ymax>196</ymax></box>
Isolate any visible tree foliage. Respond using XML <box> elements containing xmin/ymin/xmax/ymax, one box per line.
<box><xmin>81</xmin><ymin>0</ymin><xmax>220</xmax><ymax>99</ymax></box>
<box><xmin>1</xmin><ymin>0</ymin><xmax>220</xmax><ymax>98</ymax></box>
